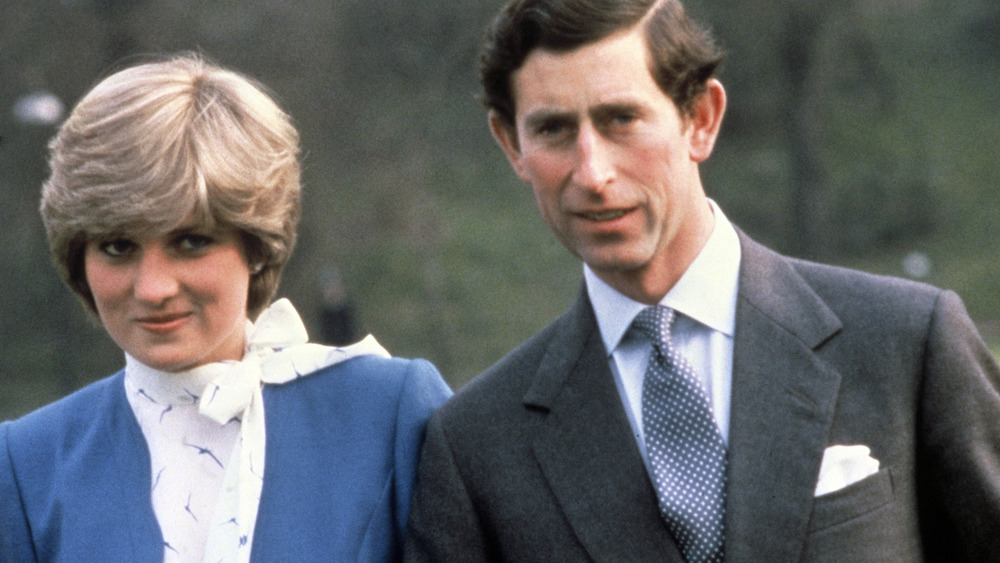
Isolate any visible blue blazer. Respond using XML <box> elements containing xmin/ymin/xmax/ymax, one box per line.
<box><xmin>1</xmin><ymin>355</ymin><xmax>451</xmax><ymax>562</ymax></box>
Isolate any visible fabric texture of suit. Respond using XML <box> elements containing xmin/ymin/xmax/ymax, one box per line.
<box><xmin>404</xmin><ymin>232</ymin><xmax>1000</xmax><ymax>562</ymax></box>
<box><xmin>1</xmin><ymin>355</ymin><xmax>451</xmax><ymax>563</ymax></box>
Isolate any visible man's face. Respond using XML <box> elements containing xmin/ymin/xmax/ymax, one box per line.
<box><xmin>491</xmin><ymin>25</ymin><xmax>724</xmax><ymax>301</ymax></box>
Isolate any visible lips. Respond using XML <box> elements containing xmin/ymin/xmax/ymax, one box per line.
<box><xmin>573</xmin><ymin>203</ymin><xmax>640</xmax><ymax>223</ymax></box>
<box><xmin>580</xmin><ymin>209</ymin><xmax>630</xmax><ymax>221</ymax></box>
<box><xmin>135</xmin><ymin>312</ymin><xmax>192</xmax><ymax>333</ymax></box>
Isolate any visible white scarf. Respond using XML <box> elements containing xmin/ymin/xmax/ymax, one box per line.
<box><xmin>125</xmin><ymin>298</ymin><xmax>389</xmax><ymax>562</ymax></box>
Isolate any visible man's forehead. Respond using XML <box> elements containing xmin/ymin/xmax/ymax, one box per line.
<box><xmin>520</xmin><ymin>26</ymin><xmax>647</xmax><ymax>74</ymax></box>
<box><xmin>510</xmin><ymin>28</ymin><xmax>663</xmax><ymax>119</ymax></box>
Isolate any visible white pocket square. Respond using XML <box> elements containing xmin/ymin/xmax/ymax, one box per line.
<box><xmin>814</xmin><ymin>445</ymin><xmax>880</xmax><ymax>497</ymax></box>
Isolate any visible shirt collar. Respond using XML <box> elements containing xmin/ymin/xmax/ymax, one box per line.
<box><xmin>586</xmin><ymin>200</ymin><xmax>742</xmax><ymax>356</ymax></box>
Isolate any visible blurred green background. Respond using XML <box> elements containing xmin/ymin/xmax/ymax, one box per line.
<box><xmin>2</xmin><ymin>0</ymin><xmax>998</xmax><ymax>420</ymax></box>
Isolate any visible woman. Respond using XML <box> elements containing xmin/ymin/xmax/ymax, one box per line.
<box><xmin>0</xmin><ymin>54</ymin><xmax>451</xmax><ymax>562</ymax></box>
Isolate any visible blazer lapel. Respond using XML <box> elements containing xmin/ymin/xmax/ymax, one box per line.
<box><xmin>723</xmin><ymin>234</ymin><xmax>844</xmax><ymax>561</ymax></box>
<box><xmin>108</xmin><ymin>373</ymin><xmax>165</xmax><ymax>561</ymax></box>
<box><xmin>525</xmin><ymin>291</ymin><xmax>684</xmax><ymax>562</ymax></box>
<box><xmin>65</xmin><ymin>373</ymin><xmax>163</xmax><ymax>561</ymax></box>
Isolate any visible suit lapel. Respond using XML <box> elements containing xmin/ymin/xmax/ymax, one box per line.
<box><xmin>723</xmin><ymin>234</ymin><xmax>844</xmax><ymax>560</ymax></box>
<box><xmin>525</xmin><ymin>291</ymin><xmax>684</xmax><ymax>562</ymax></box>
<box><xmin>523</xmin><ymin>233</ymin><xmax>845</xmax><ymax>561</ymax></box>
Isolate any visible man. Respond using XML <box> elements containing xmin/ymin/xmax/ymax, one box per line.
<box><xmin>404</xmin><ymin>0</ymin><xmax>1000</xmax><ymax>560</ymax></box>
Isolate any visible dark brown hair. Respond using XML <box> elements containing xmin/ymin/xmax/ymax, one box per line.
<box><xmin>480</xmin><ymin>0</ymin><xmax>723</xmax><ymax>126</ymax></box>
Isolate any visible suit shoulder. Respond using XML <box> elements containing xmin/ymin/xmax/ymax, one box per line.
<box><xmin>434</xmin><ymin>312</ymin><xmax>568</xmax><ymax>423</ymax></box>
<box><xmin>738</xmin><ymin>234</ymin><xmax>961</xmax><ymax>349</ymax></box>
<box><xmin>788</xmin><ymin>256</ymin><xmax>943</xmax><ymax>314</ymax></box>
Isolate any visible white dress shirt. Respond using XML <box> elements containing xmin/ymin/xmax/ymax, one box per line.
<box><xmin>585</xmin><ymin>201</ymin><xmax>741</xmax><ymax>462</ymax></box>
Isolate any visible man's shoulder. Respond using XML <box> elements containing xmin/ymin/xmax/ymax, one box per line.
<box><xmin>741</xmin><ymin>233</ymin><xmax>944</xmax><ymax>318</ymax></box>
<box><xmin>787</xmin><ymin>255</ymin><xmax>942</xmax><ymax>313</ymax></box>
<box><xmin>437</xmin><ymin>309</ymin><xmax>575</xmax><ymax>422</ymax></box>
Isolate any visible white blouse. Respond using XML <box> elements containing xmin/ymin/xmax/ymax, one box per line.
<box><xmin>123</xmin><ymin>299</ymin><xmax>389</xmax><ymax>563</ymax></box>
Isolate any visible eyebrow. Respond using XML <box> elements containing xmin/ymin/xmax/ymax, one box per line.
<box><xmin>522</xmin><ymin>109</ymin><xmax>575</xmax><ymax>132</ymax></box>
<box><xmin>522</xmin><ymin>100</ymin><xmax>647</xmax><ymax>130</ymax></box>
<box><xmin>591</xmin><ymin>101</ymin><xmax>644</xmax><ymax>118</ymax></box>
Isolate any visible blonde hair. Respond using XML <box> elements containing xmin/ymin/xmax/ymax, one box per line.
<box><xmin>41</xmin><ymin>54</ymin><xmax>301</xmax><ymax>318</ymax></box>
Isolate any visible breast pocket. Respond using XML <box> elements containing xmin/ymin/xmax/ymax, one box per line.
<box><xmin>807</xmin><ymin>467</ymin><xmax>894</xmax><ymax>533</ymax></box>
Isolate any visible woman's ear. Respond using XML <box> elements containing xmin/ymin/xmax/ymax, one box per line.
<box><xmin>687</xmin><ymin>79</ymin><xmax>727</xmax><ymax>163</ymax></box>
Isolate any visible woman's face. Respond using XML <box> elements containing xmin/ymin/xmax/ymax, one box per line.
<box><xmin>84</xmin><ymin>221</ymin><xmax>252</xmax><ymax>372</ymax></box>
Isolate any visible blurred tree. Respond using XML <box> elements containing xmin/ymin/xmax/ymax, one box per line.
<box><xmin>781</xmin><ymin>0</ymin><xmax>831</xmax><ymax>259</ymax></box>
<box><xmin>790</xmin><ymin>1</ymin><xmax>935</xmax><ymax>256</ymax></box>
<box><xmin>1</xmin><ymin>0</ymin><xmax>997</xmax><ymax>419</ymax></box>
<box><xmin>1</xmin><ymin>0</ymin><xmax>119</xmax><ymax>419</ymax></box>
<box><xmin>90</xmin><ymin>0</ymin><xmax>147</xmax><ymax>65</ymax></box>
<box><xmin>697</xmin><ymin>0</ymin><xmax>936</xmax><ymax>259</ymax></box>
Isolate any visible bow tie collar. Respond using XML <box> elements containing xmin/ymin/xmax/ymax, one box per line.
<box><xmin>125</xmin><ymin>298</ymin><xmax>389</xmax><ymax>562</ymax></box>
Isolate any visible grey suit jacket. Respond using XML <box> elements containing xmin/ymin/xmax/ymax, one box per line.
<box><xmin>404</xmin><ymin>233</ymin><xmax>1000</xmax><ymax>562</ymax></box>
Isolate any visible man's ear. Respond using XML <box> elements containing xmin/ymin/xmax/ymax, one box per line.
<box><xmin>687</xmin><ymin>79</ymin><xmax>726</xmax><ymax>163</ymax></box>
<box><xmin>488</xmin><ymin>110</ymin><xmax>530</xmax><ymax>183</ymax></box>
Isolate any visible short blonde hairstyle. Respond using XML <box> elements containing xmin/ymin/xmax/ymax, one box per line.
<box><xmin>40</xmin><ymin>54</ymin><xmax>301</xmax><ymax>319</ymax></box>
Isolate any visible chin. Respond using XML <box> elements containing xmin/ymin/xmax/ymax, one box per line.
<box><xmin>579</xmin><ymin>248</ymin><xmax>651</xmax><ymax>274</ymax></box>
<box><xmin>133</xmin><ymin>351</ymin><xmax>201</xmax><ymax>373</ymax></box>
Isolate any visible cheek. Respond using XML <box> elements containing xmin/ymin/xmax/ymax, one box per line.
<box><xmin>229</xmin><ymin>276</ymin><xmax>251</xmax><ymax>311</ymax></box>
<box><xmin>82</xmin><ymin>260</ymin><xmax>130</xmax><ymax>345</ymax></box>
<box><xmin>520</xmin><ymin>146</ymin><xmax>570</xmax><ymax>182</ymax></box>
<box><xmin>630</xmin><ymin>144</ymin><xmax>690</xmax><ymax>197</ymax></box>
<box><xmin>83</xmin><ymin>256</ymin><xmax>124</xmax><ymax>312</ymax></box>
<box><xmin>522</xmin><ymin>154</ymin><xmax>568</xmax><ymax>204</ymax></box>
<box><xmin>206</xmin><ymin>254</ymin><xmax>252</xmax><ymax>314</ymax></box>
<box><xmin>528</xmin><ymin>181</ymin><xmax>564</xmax><ymax>230</ymax></box>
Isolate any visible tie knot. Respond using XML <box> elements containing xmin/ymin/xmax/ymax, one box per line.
<box><xmin>632</xmin><ymin>306</ymin><xmax>676</xmax><ymax>348</ymax></box>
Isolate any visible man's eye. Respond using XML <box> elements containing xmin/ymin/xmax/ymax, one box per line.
<box><xmin>535</xmin><ymin>121</ymin><xmax>573</xmax><ymax>139</ymax></box>
<box><xmin>99</xmin><ymin>239</ymin><xmax>135</xmax><ymax>257</ymax></box>
<box><xmin>176</xmin><ymin>234</ymin><xmax>214</xmax><ymax>252</ymax></box>
<box><xmin>608</xmin><ymin>112</ymin><xmax>637</xmax><ymax>128</ymax></box>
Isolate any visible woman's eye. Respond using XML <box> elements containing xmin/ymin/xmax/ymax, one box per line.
<box><xmin>177</xmin><ymin>234</ymin><xmax>214</xmax><ymax>252</ymax></box>
<box><xmin>99</xmin><ymin>239</ymin><xmax>135</xmax><ymax>258</ymax></box>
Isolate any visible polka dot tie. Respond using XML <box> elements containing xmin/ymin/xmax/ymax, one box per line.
<box><xmin>633</xmin><ymin>306</ymin><xmax>726</xmax><ymax>562</ymax></box>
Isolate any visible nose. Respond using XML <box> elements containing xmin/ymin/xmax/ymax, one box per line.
<box><xmin>571</xmin><ymin>123</ymin><xmax>615</xmax><ymax>191</ymax></box>
<box><xmin>133</xmin><ymin>246</ymin><xmax>179</xmax><ymax>304</ymax></box>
